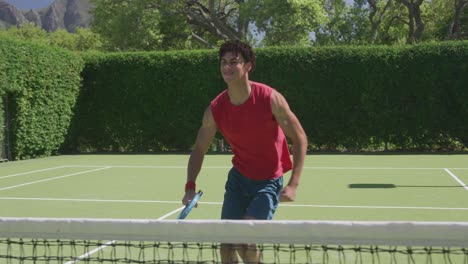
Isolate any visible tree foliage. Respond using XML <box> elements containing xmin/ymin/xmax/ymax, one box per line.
<box><xmin>315</xmin><ymin>0</ymin><xmax>467</xmax><ymax>45</ymax></box>
<box><xmin>92</xmin><ymin>0</ymin><xmax>166</xmax><ymax>50</ymax></box>
<box><xmin>251</xmin><ymin>0</ymin><xmax>328</xmax><ymax>46</ymax></box>
<box><xmin>0</xmin><ymin>23</ymin><xmax>102</xmax><ymax>51</ymax></box>
<box><xmin>90</xmin><ymin>0</ymin><xmax>328</xmax><ymax>50</ymax></box>
<box><xmin>0</xmin><ymin>0</ymin><xmax>467</xmax><ymax>51</ymax></box>
<box><xmin>315</xmin><ymin>0</ymin><xmax>359</xmax><ymax>45</ymax></box>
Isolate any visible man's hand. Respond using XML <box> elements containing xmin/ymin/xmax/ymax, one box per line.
<box><xmin>182</xmin><ymin>189</ymin><xmax>197</xmax><ymax>207</ymax></box>
<box><xmin>280</xmin><ymin>185</ymin><xmax>297</xmax><ymax>202</ymax></box>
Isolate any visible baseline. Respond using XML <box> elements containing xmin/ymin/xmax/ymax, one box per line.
<box><xmin>0</xmin><ymin>167</ymin><xmax>111</xmax><ymax>191</ymax></box>
<box><xmin>0</xmin><ymin>166</ymin><xmax>66</xmax><ymax>179</ymax></box>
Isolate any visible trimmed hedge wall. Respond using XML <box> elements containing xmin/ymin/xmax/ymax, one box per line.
<box><xmin>0</xmin><ymin>50</ymin><xmax>5</xmax><ymax>159</ymax></box>
<box><xmin>64</xmin><ymin>50</ymin><xmax>224</xmax><ymax>152</ymax></box>
<box><xmin>254</xmin><ymin>43</ymin><xmax>468</xmax><ymax>150</ymax></box>
<box><xmin>2</xmin><ymin>40</ymin><xmax>465</xmax><ymax>158</ymax></box>
<box><xmin>0</xmin><ymin>38</ymin><xmax>84</xmax><ymax>160</ymax></box>
<box><xmin>65</xmin><ymin>41</ymin><xmax>467</xmax><ymax>153</ymax></box>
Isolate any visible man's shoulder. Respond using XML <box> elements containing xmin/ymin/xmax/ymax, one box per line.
<box><xmin>251</xmin><ymin>81</ymin><xmax>272</xmax><ymax>90</ymax></box>
<box><xmin>251</xmin><ymin>81</ymin><xmax>276</xmax><ymax>96</ymax></box>
<box><xmin>210</xmin><ymin>89</ymin><xmax>228</xmax><ymax>107</ymax></box>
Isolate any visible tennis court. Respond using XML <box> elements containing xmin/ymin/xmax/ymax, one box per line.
<box><xmin>1</xmin><ymin>154</ymin><xmax>467</xmax><ymax>263</ymax></box>
<box><xmin>1</xmin><ymin>154</ymin><xmax>467</xmax><ymax>221</ymax></box>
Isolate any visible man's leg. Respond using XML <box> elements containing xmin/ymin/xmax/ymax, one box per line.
<box><xmin>236</xmin><ymin>216</ymin><xmax>261</xmax><ymax>264</ymax></box>
<box><xmin>222</xmin><ymin>241</ymin><xmax>259</xmax><ymax>264</ymax></box>
<box><xmin>220</xmin><ymin>168</ymin><xmax>249</xmax><ymax>263</ymax></box>
<box><xmin>236</xmin><ymin>177</ymin><xmax>283</xmax><ymax>264</ymax></box>
<box><xmin>221</xmin><ymin>243</ymin><xmax>239</xmax><ymax>263</ymax></box>
<box><xmin>220</xmin><ymin>169</ymin><xmax>283</xmax><ymax>264</ymax></box>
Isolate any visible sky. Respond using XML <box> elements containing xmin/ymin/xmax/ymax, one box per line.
<box><xmin>4</xmin><ymin>0</ymin><xmax>54</xmax><ymax>10</ymax></box>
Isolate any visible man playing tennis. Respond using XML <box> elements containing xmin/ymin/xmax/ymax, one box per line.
<box><xmin>182</xmin><ymin>40</ymin><xmax>307</xmax><ymax>263</ymax></box>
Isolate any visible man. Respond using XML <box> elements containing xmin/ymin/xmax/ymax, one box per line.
<box><xmin>182</xmin><ymin>40</ymin><xmax>307</xmax><ymax>263</ymax></box>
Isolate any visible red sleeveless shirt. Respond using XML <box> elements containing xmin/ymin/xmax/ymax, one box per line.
<box><xmin>210</xmin><ymin>82</ymin><xmax>292</xmax><ymax>180</ymax></box>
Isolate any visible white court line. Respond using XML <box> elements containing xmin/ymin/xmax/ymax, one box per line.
<box><xmin>63</xmin><ymin>165</ymin><xmax>468</xmax><ymax>170</ymax></box>
<box><xmin>64</xmin><ymin>165</ymin><xmax>230</xmax><ymax>169</ymax></box>
<box><xmin>0</xmin><ymin>166</ymin><xmax>115</xmax><ymax>263</ymax></box>
<box><xmin>64</xmin><ymin>197</ymin><xmax>182</xmax><ymax>263</ymax></box>
<box><xmin>444</xmin><ymin>168</ymin><xmax>468</xmax><ymax>191</ymax></box>
<box><xmin>1</xmin><ymin>197</ymin><xmax>467</xmax><ymax>211</ymax></box>
<box><xmin>280</xmin><ymin>204</ymin><xmax>468</xmax><ymax>210</ymax></box>
<box><xmin>0</xmin><ymin>166</ymin><xmax>66</xmax><ymax>179</ymax></box>
<box><xmin>0</xmin><ymin>197</ymin><xmax>182</xmax><ymax>204</ymax></box>
<box><xmin>0</xmin><ymin>167</ymin><xmax>111</xmax><ymax>191</ymax></box>
<box><xmin>64</xmin><ymin>240</ymin><xmax>116</xmax><ymax>264</ymax></box>
<box><xmin>158</xmin><ymin>207</ymin><xmax>185</xmax><ymax>220</ymax></box>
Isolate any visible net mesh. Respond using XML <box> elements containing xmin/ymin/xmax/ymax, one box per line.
<box><xmin>1</xmin><ymin>218</ymin><xmax>467</xmax><ymax>264</ymax></box>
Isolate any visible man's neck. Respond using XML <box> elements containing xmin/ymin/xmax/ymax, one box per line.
<box><xmin>227</xmin><ymin>80</ymin><xmax>252</xmax><ymax>105</ymax></box>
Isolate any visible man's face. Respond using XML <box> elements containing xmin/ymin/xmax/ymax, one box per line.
<box><xmin>220</xmin><ymin>52</ymin><xmax>251</xmax><ymax>83</ymax></box>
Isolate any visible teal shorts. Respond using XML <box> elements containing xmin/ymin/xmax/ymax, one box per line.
<box><xmin>221</xmin><ymin>167</ymin><xmax>283</xmax><ymax>220</ymax></box>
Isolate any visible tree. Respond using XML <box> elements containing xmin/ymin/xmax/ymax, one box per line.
<box><xmin>422</xmin><ymin>0</ymin><xmax>452</xmax><ymax>41</ymax></box>
<box><xmin>368</xmin><ymin>0</ymin><xmax>394</xmax><ymax>43</ymax></box>
<box><xmin>448</xmin><ymin>0</ymin><xmax>468</xmax><ymax>39</ymax></box>
<box><xmin>346</xmin><ymin>0</ymin><xmax>374</xmax><ymax>44</ymax></box>
<box><xmin>422</xmin><ymin>0</ymin><xmax>468</xmax><ymax>41</ymax></box>
<box><xmin>49</xmin><ymin>28</ymin><xmax>103</xmax><ymax>51</ymax></box>
<box><xmin>252</xmin><ymin>0</ymin><xmax>328</xmax><ymax>46</ymax></box>
<box><xmin>0</xmin><ymin>23</ymin><xmax>102</xmax><ymax>51</ymax></box>
<box><xmin>91</xmin><ymin>0</ymin><xmax>166</xmax><ymax>51</ymax></box>
<box><xmin>0</xmin><ymin>22</ymin><xmax>48</xmax><ymax>45</ymax></box>
<box><xmin>89</xmin><ymin>0</ymin><xmax>328</xmax><ymax>50</ymax></box>
<box><xmin>172</xmin><ymin>0</ymin><xmax>327</xmax><ymax>47</ymax></box>
<box><xmin>396</xmin><ymin>0</ymin><xmax>425</xmax><ymax>43</ymax></box>
<box><xmin>91</xmin><ymin>0</ymin><xmax>239</xmax><ymax>50</ymax></box>
<box><xmin>314</xmin><ymin>0</ymin><xmax>355</xmax><ymax>45</ymax></box>
<box><xmin>313</xmin><ymin>0</ymin><xmax>394</xmax><ymax>46</ymax></box>
<box><xmin>184</xmin><ymin>0</ymin><xmax>243</xmax><ymax>42</ymax></box>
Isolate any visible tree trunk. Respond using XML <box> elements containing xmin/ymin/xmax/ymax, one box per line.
<box><xmin>368</xmin><ymin>0</ymin><xmax>393</xmax><ymax>44</ymax></box>
<box><xmin>448</xmin><ymin>0</ymin><xmax>468</xmax><ymax>39</ymax></box>
<box><xmin>184</xmin><ymin>0</ymin><xmax>242</xmax><ymax>41</ymax></box>
<box><xmin>397</xmin><ymin>0</ymin><xmax>425</xmax><ymax>43</ymax></box>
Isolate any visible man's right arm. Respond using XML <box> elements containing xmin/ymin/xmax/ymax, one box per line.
<box><xmin>183</xmin><ymin>106</ymin><xmax>217</xmax><ymax>205</ymax></box>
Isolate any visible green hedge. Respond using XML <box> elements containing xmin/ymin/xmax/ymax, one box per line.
<box><xmin>63</xmin><ymin>41</ymin><xmax>467</xmax><ymax>153</ymax></box>
<box><xmin>3</xmin><ymin>40</ymin><xmax>465</xmax><ymax>159</ymax></box>
<box><xmin>64</xmin><ymin>50</ymin><xmax>224</xmax><ymax>152</ymax></box>
<box><xmin>0</xmin><ymin>38</ymin><xmax>84</xmax><ymax>160</ymax></box>
<box><xmin>0</xmin><ymin>47</ymin><xmax>5</xmax><ymax>159</ymax></box>
<box><xmin>254</xmin><ymin>43</ymin><xmax>468</xmax><ymax>150</ymax></box>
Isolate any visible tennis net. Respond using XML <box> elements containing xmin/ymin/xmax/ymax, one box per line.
<box><xmin>0</xmin><ymin>217</ymin><xmax>467</xmax><ymax>263</ymax></box>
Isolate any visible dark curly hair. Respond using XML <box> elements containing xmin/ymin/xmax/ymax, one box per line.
<box><xmin>219</xmin><ymin>40</ymin><xmax>256</xmax><ymax>72</ymax></box>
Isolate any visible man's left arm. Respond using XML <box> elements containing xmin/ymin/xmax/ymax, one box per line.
<box><xmin>271</xmin><ymin>90</ymin><xmax>308</xmax><ymax>202</ymax></box>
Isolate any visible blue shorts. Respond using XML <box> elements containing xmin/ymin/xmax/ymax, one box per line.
<box><xmin>221</xmin><ymin>167</ymin><xmax>283</xmax><ymax>220</ymax></box>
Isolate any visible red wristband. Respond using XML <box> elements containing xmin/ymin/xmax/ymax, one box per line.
<box><xmin>185</xmin><ymin>181</ymin><xmax>196</xmax><ymax>192</ymax></box>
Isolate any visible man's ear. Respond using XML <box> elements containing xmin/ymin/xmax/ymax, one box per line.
<box><xmin>246</xmin><ymin>62</ymin><xmax>253</xmax><ymax>72</ymax></box>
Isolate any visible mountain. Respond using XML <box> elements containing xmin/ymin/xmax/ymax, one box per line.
<box><xmin>0</xmin><ymin>0</ymin><xmax>28</xmax><ymax>26</ymax></box>
<box><xmin>0</xmin><ymin>0</ymin><xmax>91</xmax><ymax>32</ymax></box>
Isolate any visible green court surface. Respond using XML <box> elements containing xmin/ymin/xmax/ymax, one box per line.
<box><xmin>1</xmin><ymin>154</ymin><xmax>467</xmax><ymax>221</ymax></box>
<box><xmin>1</xmin><ymin>154</ymin><xmax>467</xmax><ymax>263</ymax></box>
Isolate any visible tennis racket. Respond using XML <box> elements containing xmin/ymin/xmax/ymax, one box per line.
<box><xmin>178</xmin><ymin>190</ymin><xmax>203</xmax><ymax>219</ymax></box>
